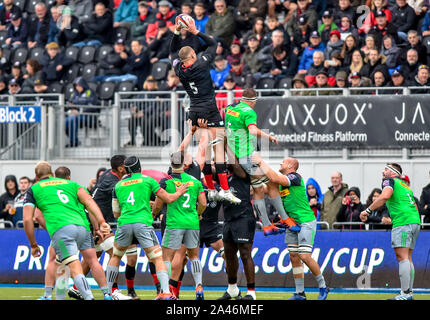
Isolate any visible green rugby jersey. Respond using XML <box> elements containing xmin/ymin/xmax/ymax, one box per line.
<box><xmin>113</xmin><ymin>173</ymin><xmax>161</xmax><ymax>227</ymax></box>
<box><xmin>24</xmin><ymin>176</ymin><xmax>90</xmax><ymax>237</ymax></box>
<box><xmin>160</xmin><ymin>172</ymin><xmax>204</xmax><ymax>230</ymax></box>
<box><xmin>225</xmin><ymin>101</ymin><xmax>258</xmax><ymax>159</ymax></box>
<box><xmin>382</xmin><ymin>177</ymin><xmax>420</xmax><ymax>228</ymax></box>
<box><xmin>279</xmin><ymin>172</ymin><xmax>316</xmax><ymax>224</ymax></box>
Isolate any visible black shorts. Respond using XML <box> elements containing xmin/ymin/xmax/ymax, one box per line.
<box><xmin>188</xmin><ymin>108</ymin><xmax>224</xmax><ymax>128</ymax></box>
<box><xmin>223</xmin><ymin>216</ymin><xmax>256</xmax><ymax>244</ymax></box>
<box><xmin>199</xmin><ymin>221</ymin><xmax>223</xmax><ymax>248</ymax></box>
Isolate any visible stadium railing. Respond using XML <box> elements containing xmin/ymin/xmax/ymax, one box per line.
<box><xmin>1</xmin><ymin>87</ymin><xmax>430</xmax><ymax>161</ymax></box>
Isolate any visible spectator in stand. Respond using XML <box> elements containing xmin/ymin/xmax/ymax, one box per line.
<box><xmin>27</xmin><ymin>2</ymin><xmax>51</xmax><ymax>49</ymax></box>
<box><xmin>333</xmin><ymin>0</ymin><xmax>356</xmax><ymax>26</ymax></box>
<box><xmin>65</xmin><ymin>76</ymin><xmax>99</xmax><ymax>147</ymax></box>
<box><xmin>420</xmin><ymin>7</ymin><xmax>430</xmax><ymax>37</ymax></box>
<box><xmin>305</xmin><ymin>50</ymin><xmax>326</xmax><ymax>86</ymax></box>
<box><xmin>319</xmin><ymin>10</ymin><xmax>338</xmax><ymax>44</ymax></box>
<box><xmin>68</xmin><ymin>0</ymin><xmax>93</xmax><ymax>24</ymax></box>
<box><xmin>340</xmin><ymin>34</ymin><xmax>358</xmax><ymax>67</ymax></box>
<box><xmin>95</xmin><ymin>38</ymin><xmax>129</xmax><ymax>82</ymax></box>
<box><xmin>306</xmin><ymin>178</ymin><xmax>324</xmax><ymax>229</ymax></box>
<box><xmin>227</xmin><ymin>58</ymin><xmax>247</xmax><ymax>87</ymax></box>
<box><xmin>324</xmin><ymin>29</ymin><xmax>344</xmax><ymax>60</ymax></box>
<box><xmin>210</xmin><ymin>55</ymin><xmax>231</xmax><ymax>89</ymax></box>
<box><xmin>385</xmin><ymin>68</ymin><xmax>407</xmax><ymax>93</ymax></box>
<box><xmin>359</xmin><ymin>0</ymin><xmax>393</xmax><ymax>35</ymax></box>
<box><xmin>131</xmin><ymin>1</ymin><xmax>156</xmax><ymax>44</ymax></box>
<box><xmin>226</xmin><ymin>39</ymin><xmax>242</xmax><ymax>65</ymax></box>
<box><xmin>368</xmin><ymin>10</ymin><xmax>399</xmax><ymax>50</ymax></box>
<box><xmin>215</xmin><ymin>75</ymin><xmax>242</xmax><ymax>119</ymax></box>
<box><xmin>372</xmin><ymin>70</ymin><xmax>388</xmax><ymax>87</ymax></box>
<box><xmin>41</xmin><ymin>42</ymin><xmax>74</xmax><ymax>84</ymax></box>
<box><xmin>205</xmin><ymin>0</ymin><xmax>236</xmax><ymax>47</ymax></box>
<box><xmin>81</xmin><ymin>2</ymin><xmax>114</xmax><ymax>46</ymax></box>
<box><xmin>381</xmin><ymin>35</ymin><xmax>401</xmax><ymax>69</ymax></box>
<box><xmin>335</xmin><ymin>70</ymin><xmax>348</xmax><ymax>88</ymax></box>
<box><xmin>0</xmin><ymin>76</ymin><xmax>7</xmax><ymax>94</ymax></box>
<box><xmin>391</xmin><ymin>0</ymin><xmax>416</xmax><ymax>42</ymax></box>
<box><xmin>33</xmin><ymin>77</ymin><xmax>49</xmax><ymax>94</ymax></box>
<box><xmin>260</xmin><ymin>14</ymin><xmax>287</xmax><ymax>48</ymax></box>
<box><xmin>242</xmin><ymin>17</ymin><xmax>267</xmax><ymax>45</ymax></box>
<box><xmin>241</xmin><ymin>35</ymin><xmax>262</xmax><ymax>86</ymax></box>
<box><xmin>336</xmin><ymin>187</ymin><xmax>365</xmax><ymax>230</ymax></box>
<box><xmin>360</xmin><ymin>48</ymin><xmax>389</xmax><ymax>79</ymax></box>
<box><xmin>4</xmin><ymin>12</ymin><xmax>27</xmax><ymax>49</ymax></box>
<box><xmin>8</xmin><ymin>78</ymin><xmax>21</xmax><ymax>94</ymax></box>
<box><xmin>122</xmin><ymin>40</ymin><xmax>150</xmax><ymax>89</ymax></box>
<box><xmin>234</xmin><ymin>0</ymin><xmax>267</xmax><ymax>36</ymax></box>
<box><xmin>21</xmin><ymin>59</ymin><xmax>43</xmax><ymax>93</ymax></box>
<box><xmin>292</xmin><ymin>16</ymin><xmax>312</xmax><ymax>57</ymax></box>
<box><xmin>145</xmin><ymin>1</ymin><xmax>176</xmax><ymax>44</ymax></box>
<box><xmin>361</xmin><ymin>188</ymin><xmax>392</xmax><ymax>229</ymax></box>
<box><xmin>269</xmin><ymin>45</ymin><xmax>297</xmax><ymax>80</ymax></box>
<box><xmin>0</xmin><ymin>175</ymin><xmax>18</xmax><ymax>227</ymax></box>
<box><xmin>47</xmin><ymin>5</ymin><xmax>61</xmax><ymax>44</ymax></box>
<box><xmin>325</xmin><ymin>52</ymin><xmax>344</xmax><ymax>79</ymax></box>
<box><xmin>408</xmin><ymin>64</ymin><xmax>430</xmax><ymax>93</ymax></box>
<box><xmin>361</xmin><ymin>34</ymin><xmax>377</xmax><ymax>58</ymax></box>
<box><xmin>114</xmin><ymin>0</ymin><xmax>138</xmax><ymax>28</ymax></box>
<box><xmin>419</xmin><ymin>170</ymin><xmax>430</xmax><ymax>226</ymax></box>
<box><xmin>267</xmin><ymin>0</ymin><xmax>297</xmax><ymax>25</ymax></box>
<box><xmin>158</xmin><ymin>69</ymin><xmax>184</xmax><ymax>91</ymax></box>
<box><xmin>57</xmin><ymin>8</ymin><xmax>85</xmax><ymax>47</ymax></box>
<box><xmin>0</xmin><ymin>0</ymin><xmax>22</xmax><ymax>31</ymax></box>
<box><xmin>399</xmin><ymin>48</ymin><xmax>420</xmax><ymax>81</ymax></box>
<box><xmin>338</xmin><ymin>15</ymin><xmax>359</xmax><ymax>41</ymax></box>
<box><xmin>8</xmin><ymin>176</ymin><xmax>31</xmax><ymax>227</ymax></box>
<box><xmin>349</xmin><ymin>71</ymin><xmax>373</xmax><ymax>93</ymax></box>
<box><xmin>398</xmin><ymin>30</ymin><xmax>427</xmax><ymax>65</ymax></box>
<box><xmin>321</xmin><ymin>171</ymin><xmax>349</xmax><ymax>228</ymax></box>
<box><xmin>291</xmin><ymin>72</ymin><xmax>311</xmax><ymax>95</ymax></box>
<box><xmin>286</xmin><ymin>0</ymin><xmax>318</xmax><ymax>41</ymax></box>
<box><xmin>310</xmin><ymin>70</ymin><xmax>335</xmax><ymax>95</ymax></box>
<box><xmin>179</xmin><ymin>2</ymin><xmax>193</xmax><ymax>16</ymax></box>
<box><xmin>297</xmin><ymin>31</ymin><xmax>326</xmax><ymax>75</ymax></box>
<box><xmin>147</xmin><ymin>20</ymin><xmax>173</xmax><ymax>62</ymax></box>
<box><xmin>8</xmin><ymin>61</ymin><xmax>23</xmax><ymax>86</ymax></box>
<box><xmin>194</xmin><ymin>2</ymin><xmax>209</xmax><ymax>34</ymax></box>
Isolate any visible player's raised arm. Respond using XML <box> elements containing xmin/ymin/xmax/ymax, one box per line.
<box><xmin>252</xmin><ymin>154</ymin><xmax>290</xmax><ymax>186</ymax></box>
<box><xmin>183</xmin><ymin>17</ymin><xmax>217</xmax><ymax>59</ymax></box>
<box><xmin>248</xmin><ymin>124</ymin><xmax>278</xmax><ymax>145</ymax></box>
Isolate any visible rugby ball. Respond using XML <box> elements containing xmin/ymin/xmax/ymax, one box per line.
<box><xmin>176</xmin><ymin>14</ymin><xmax>194</xmax><ymax>29</ymax></box>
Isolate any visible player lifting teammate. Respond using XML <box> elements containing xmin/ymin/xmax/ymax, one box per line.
<box><xmin>170</xmin><ymin>13</ymin><xmax>240</xmax><ymax>205</ymax></box>
<box><xmin>360</xmin><ymin>163</ymin><xmax>421</xmax><ymax>300</ymax></box>
<box><xmin>253</xmin><ymin>155</ymin><xmax>329</xmax><ymax>300</ymax></box>
<box><xmin>224</xmin><ymin>88</ymin><xmax>300</xmax><ymax>236</ymax></box>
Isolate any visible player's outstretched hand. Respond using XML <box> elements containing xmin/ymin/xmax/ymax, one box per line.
<box><xmin>185</xmin><ymin>17</ymin><xmax>198</xmax><ymax>35</ymax></box>
<box><xmin>31</xmin><ymin>244</ymin><xmax>41</xmax><ymax>258</ymax></box>
<box><xmin>100</xmin><ymin>222</ymin><xmax>111</xmax><ymax>236</ymax></box>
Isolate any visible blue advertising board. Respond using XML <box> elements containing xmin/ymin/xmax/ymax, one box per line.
<box><xmin>0</xmin><ymin>106</ymin><xmax>41</xmax><ymax>123</ymax></box>
<box><xmin>1</xmin><ymin>230</ymin><xmax>429</xmax><ymax>289</ymax></box>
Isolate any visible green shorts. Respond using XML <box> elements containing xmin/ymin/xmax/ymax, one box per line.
<box><xmin>115</xmin><ymin>223</ymin><xmax>159</xmax><ymax>249</ymax></box>
<box><xmin>162</xmin><ymin>228</ymin><xmax>200</xmax><ymax>250</ymax></box>
<box><xmin>391</xmin><ymin>224</ymin><xmax>420</xmax><ymax>249</ymax></box>
<box><xmin>285</xmin><ymin>219</ymin><xmax>316</xmax><ymax>254</ymax></box>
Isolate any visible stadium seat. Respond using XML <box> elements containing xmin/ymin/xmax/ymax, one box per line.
<box><xmin>14</xmin><ymin>0</ymin><xmax>26</xmax><ymax>11</ymax></box>
<box><xmin>151</xmin><ymin>61</ymin><xmax>170</xmax><ymax>81</ymax></box>
<box><xmin>45</xmin><ymin>0</ymin><xmax>56</xmax><ymax>8</ymax></box>
<box><xmin>423</xmin><ymin>36</ymin><xmax>430</xmax><ymax>54</ymax></box>
<box><xmin>87</xmin><ymin>81</ymin><xmax>98</xmax><ymax>93</ymax></box>
<box><xmin>257</xmin><ymin>78</ymin><xmax>276</xmax><ymax>96</ymax></box>
<box><xmin>63</xmin><ymin>83</ymin><xmax>75</xmax><ymax>101</ymax></box>
<box><xmin>12</xmin><ymin>47</ymin><xmax>28</xmax><ymax>65</ymax></box>
<box><xmin>81</xmin><ymin>63</ymin><xmax>98</xmax><ymax>81</ymax></box>
<box><xmin>2</xmin><ymin>47</ymin><xmax>11</xmax><ymax>62</ymax></box>
<box><xmin>25</xmin><ymin>0</ymin><xmax>42</xmax><ymax>14</ymax></box>
<box><xmin>64</xmin><ymin>46</ymin><xmax>80</xmax><ymax>62</ymax></box>
<box><xmin>114</xmin><ymin>26</ymin><xmax>129</xmax><ymax>43</ymax></box>
<box><xmin>0</xmin><ymin>31</ymin><xmax>7</xmax><ymax>46</ymax></box>
<box><xmin>29</xmin><ymin>46</ymin><xmax>44</xmax><ymax>65</ymax></box>
<box><xmin>98</xmin><ymin>82</ymin><xmax>116</xmax><ymax>101</ymax></box>
<box><xmin>65</xmin><ymin>63</ymin><xmax>81</xmax><ymax>83</ymax></box>
<box><xmin>277</xmin><ymin>77</ymin><xmax>291</xmax><ymax>90</ymax></box>
<box><xmin>48</xmin><ymin>82</ymin><xmax>63</xmax><ymax>94</ymax></box>
<box><xmin>116</xmin><ymin>81</ymin><xmax>135</xmax><ymax>98</ymax></box>
<box><xmin>78</xmin><ymin>46</ymin><xmax>96</xmax><ymax>64</ymax></box>
<box><xmin>96</xmin><ymin>44</ymin><xmax>113</xmax><ymax>62</ymax></box>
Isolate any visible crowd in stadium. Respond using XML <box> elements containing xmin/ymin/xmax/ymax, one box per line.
<box><xmin>0</xmin><ymin>0</ymin><xmax>430</xmax><ymax>102</ymax></box>
<box><xmin>1</xmin><ymin>167</ymin><xmax>429</xmax><ymax>230</ymax></box>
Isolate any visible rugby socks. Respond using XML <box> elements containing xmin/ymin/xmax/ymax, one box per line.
<box><xmin>269</xmin><ymin>196</ymin><xmax>290</xmax><ymax>220</ymax></box>
<box><xmin>73</xmin><ymin>274</ymin><xmax>93</xmax><ymax>300</ymax></box>
<box><xmin>101</xmin><ymin>286</ymin><xmax>109</xmax><ymax>296</ymax></box>
<box><xmin>44</xmin><ymin>286</ymin><xmax>54</xmax><ymax>299</ymax></box>
<box><xmin>314</xmin><ymin>274</ymin><xmax>326</xmax><ymax>288</ymax></box>
<box><xmin>191</xmin><ymin>259</ymin><xmax>203</xmax><ymax>288</ymax></box>
<box><xmin>156</xmin><ymin>270</ymin><xmax>170</xmax><ymax>294</ymax></box>
<box><xmin>149</xmin><ymin>262</ymin><xmax>160</xmax><ymax>286</ymax></box>
<box><xmin>164</xmin><ymin>261</ymin><xmax>171</xmax><ymax>276</ymax></box>
<box><xmin>247</xmin><ymin>283</ymin><xmax>256</xmax><ymax>299</ymax></box>
<box><xmin>203</xmin><ymin>162</ymin><xmax>215</xmax><ymax>190</ymax></box>
<box><xmin>106</xmin><ymin>265</ymin><xmax>119</xmax><ymax>293</ymax></box>
<box><xmin>227</xmin><ymin>281</ymin><xmax>240</xmax><ymax>297</ymax></box>
<box><xmin>399</xmin><ymin>259</ymin><xmax>411</xmax><ymax>293</ymax></box>
<box><xmin>294</xmin><ymin>277</ymin><xmax>305</xmax><ymax>294</ymax></box>
<box><xmin>125</xmin><ymin>264</ymin><xmax>136</xmax><ymax>292</ymax></box>
<box><xmin>215</xmin><ymin>163</ymin><xmax>229</xmax><ymax>191</ymax></box>
<box><xmin>253</xmin><ymin>199</ymin><xmax>272</xmax><ymax>227</ymax></box>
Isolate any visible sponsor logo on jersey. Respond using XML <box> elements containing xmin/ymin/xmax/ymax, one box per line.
<box><xmin>40</xmin><ymin>180</ymin><xmax>68</xmax><ymax>187</ymax></box>
<box><xmin>280</xmin><ymin>188</ymin><xmax>290</xmax><ymax>197</ymax></box>
<box><xmin>173</xmin><ymin>181</ymin><xmax>195</xmax><ymax>187</ymax></box>
<box><xmin>120</xmin><ymin>179</ymin><xmax>143</xmax><ymax>186</ymax></box>
<box><xmin>226</xmin><ymin>109</ymin><xmax>240</xmax><ymax>117</ymax></box>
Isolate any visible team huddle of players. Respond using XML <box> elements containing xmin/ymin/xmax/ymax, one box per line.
<box><xmin>21</xmin><ymin>16</ymin><xmax>422</xmax><ymax>301</ymax></box>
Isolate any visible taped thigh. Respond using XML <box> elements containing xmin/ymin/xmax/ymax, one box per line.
<box><xmin>146</xmin><ymin>246</ymin><xmax>162</xmax><ymax>260</ymax></box>
<box><xmin>99</xmin><ymin>235</ymin><xmax>114</xmax><ymax>252</ymax></box>
<box><xmin>126</xmin><ymin>246</ymin><xmax>138</xmax><ymax>256</ymax></box>
<box><xmin>61</xmin><ymin>254</ymin><xmax>80</xmax><ymax>265</ymax></box>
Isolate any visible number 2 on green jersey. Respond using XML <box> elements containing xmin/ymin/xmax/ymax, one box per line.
<box><xmin>183</xmin><ymin>193</ymin><xmax>190</xmax><ymax>208</ymax></box>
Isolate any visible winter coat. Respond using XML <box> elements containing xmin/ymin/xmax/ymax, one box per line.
<box><xmin>114</xmin><ymin>0</ymin><xmax>138</xmax><ymax>23</ymax></box>
<box><xmin>210</xmin><ymin>62</ymin><xmax>231</xmax><ymax>89</ymax></box>
<box><xmin>306</xmin><ymin>177</ymin><xmax>324</xmax><ymax>229</ymax></box>
<box><xmin>69</xmin><ymin>76</ymin><xmax>98</xmax><ymax>108</ymax></box>
<box><xmin>41</xmin><ymin>52</ymin><xmax>74</xmax><ymax>82</ymax></box>
<box><xmin>205</xmin><ymin>7</ymin><xmax>236</xmax><ymax>46</ymax></box>
<box><xmin>235</xmin><ymin>0</ymin><xmax>267</xmax><ymax>21</ymax></box>
<box><xmin>122</xmin><ymin>49</ymin><xmax>150</xmax><ymax>89</ymax></box>
<box><xmin>83</xmin><ymin>10</ymin><xmax>114</xmax><ymax>44</ymax></box>
<box><xmin>286</xmin><ymin>7</ymin><xmax>318</xmax><ymax>38</ymax></box>
<box><xmin>420</xmin><ymin>183</ymin><xmax>430</xmax><ymax>224</ymax></box>
<box><xmin>242</xmin><ymin>48</ymin><xmax>262</xmax><ymax>74</ymax></box>
<box><xmin>381</xmin><ymin>44</ymin><xmax>401</xmax><ymax>69</ymax></box>
<box><xmin>6</xmin><ymin>18</ymin><xmax>28</xmax><ymax>44</ymax></box>
<box><xmin>298</xmin><ymin>42</ymin><xmax>326</xmax><ymax>71</ymax></box>
<box><xmin>27</xmin><ymin>12</ymin><xmax>51</xmax><ymax>45</ymax></box>
<box><xmin>68</xmin><ymin>0</ymin><xmax>93</xmax><ymax>23</ymax></box>
<box><xmin>131</xmin><ymin>11</ymin><xmax>156</xmax><ymax>43</ymax></box>
<box><xmin>0</xmin><ymin>175</ymin><xmax>18</xmax><ymax>223</ymax></box>
<box><xmin>195</xmin><ymin>15</ymin><xmax>209</xmax><ymax>34</ymax></box>
<box><xmin>324</xmin><ymin>39</ymin><xmax>344</xmax><ymax>60</ymax></box>
<box><xmin>58</xmin><ymin>15</ymin><xmax>85</xmax><ymax>47</ymax></box>
<box><xmin>360</xmin><ymin>55</ymin><xmax>389</xmax><ymax>79</ymax></box>
<box><xmin>391</xmin><ymin>3</ymin><xmax>416</xmax><ymax>33</ymax></box>
<box><xmin>321</xmin><ymin>183</ymin><xmax>349</xmax><ymax>228</ymax></box>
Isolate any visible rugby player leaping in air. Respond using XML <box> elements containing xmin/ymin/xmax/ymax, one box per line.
<box><xmin>170</xmin><ymin>16</ymin><xmax>241</xmax><ymax>205</ymax></box>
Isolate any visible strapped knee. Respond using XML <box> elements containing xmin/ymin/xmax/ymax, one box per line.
<box><xmin>251</xmin><ymin>177</ymin><xmax>269</xmax><ymax>188</ymax></box>
<box><xmin>113</xmin><ymin>246</ymin><xmax>127</xmax><ymax>258</ymax></box>
<box><xmin>147</xmin><ymin>247</ymin><xmax>162</xmax><ymax>260</ymax></box>
<box><xmin>126</xmin><ymin>247</ymin><xmax>138</xmax><ymax>256</ymax></box>
<box><xmin>61</xmin><ymin>254</ymin><xmax>79</xmax><ymax>265</ymax></box>
<box><xmin>98</xmin><ymin>235</ymin><xmax>114</xmax><ymax>252</ymax></box>
<box><xmin>292</xmin><ymin>266</ymin><xmax>304</xmax><ymax>275</ymax></box>
<box><xmin>288</xmin><ymin>245</ymin><xmax>299</xmax><ymax>253</ymax></box>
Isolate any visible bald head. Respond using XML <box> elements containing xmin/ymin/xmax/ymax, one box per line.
<box><xmin>280</xmin><ymin>157</ymin><xmax>299</xmax><ymax>174</ymax></box>
<box><xmin>178</xmin><ymin>46</ymin><xmax>196</xmax><ymax>63</ymax></box>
